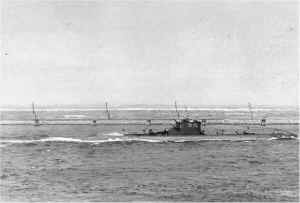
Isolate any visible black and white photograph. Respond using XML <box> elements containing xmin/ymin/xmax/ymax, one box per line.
<box><xmin>0</xmin><ymin>0</ymin><xmax>299</xmax><ymax>202</ymax></box>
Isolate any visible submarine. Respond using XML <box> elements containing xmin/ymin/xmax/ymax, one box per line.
<box><xmin>124</xmin><ymin>117</ymin><xmax>297</xmax><ymax>140</ymax></box>
<box><xmin>124</xmin><ymin>102</ymin><xmax>297</xmax><ymax>140</ymax></box>
<box><xmin>125</xmin><ymin>118</ymin><xmax>204</xmax><ymax>136</ymax></box>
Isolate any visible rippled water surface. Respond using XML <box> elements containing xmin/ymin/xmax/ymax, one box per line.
<box><xmin>0</xmin><ymin>109</ymin><xmax>299</xmax><ymax>202</ymax></box>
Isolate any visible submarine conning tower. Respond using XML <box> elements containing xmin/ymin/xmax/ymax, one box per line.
<box><xmin>171</xmin><ymin>118</ymin><xmax>205</xmax><ymax>135</ymax></box>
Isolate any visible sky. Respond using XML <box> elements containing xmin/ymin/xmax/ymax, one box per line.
<box><xmin>1</xmin><ymin>0</ymin><xmax>298</xmax><ymax>106</ymax></box>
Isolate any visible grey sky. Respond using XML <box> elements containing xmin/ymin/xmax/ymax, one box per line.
<box><xmin>1</xmin><ymin>0</ymin><xmax>298</xmax><ymax>106</ymax></box>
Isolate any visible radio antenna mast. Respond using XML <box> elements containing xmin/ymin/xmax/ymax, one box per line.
<box><xmin>174</xmin><ymin>101</ymin><xmax>180</xmax><ymax>120</ymax></box>
<box><xmin>105</xmin><ymin>102</ymin><xmax>111</xmax><ymax>120</ymax></box>
<box><xmin>32</xmin><ymin>102</ymin><xmax>40</xmax><ymax>126</ymax></box>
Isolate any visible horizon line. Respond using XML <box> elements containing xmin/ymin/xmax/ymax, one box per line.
<box><xmin>0</xmin><ymin>103</ymin><xmax>298</xmax><ymax>108</ymax></box>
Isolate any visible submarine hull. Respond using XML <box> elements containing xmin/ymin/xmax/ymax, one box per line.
<box><xmin>124</xmin><ymin>118</ymin><xmax>297</xmax><ymax>140</ymax></box>
<box><xmin>124</xmin><ymin>133</ymin><xmax>297</xmax><ymax>140</ymax></box>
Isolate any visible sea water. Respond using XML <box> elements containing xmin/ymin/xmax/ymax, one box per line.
<box><xmin>0</xmin><ymin>107</ymin><xmax>298</xmax><ymax>201</ymax></box>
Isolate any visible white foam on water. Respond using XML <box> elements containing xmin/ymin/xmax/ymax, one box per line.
<box><xmin>173</xmin><ymin>140</ymin><xmax>186</xmax><ymax>143</ymax></box>
<box><xmin>0</xmin><ymin>139</ymin><xmax>36</xmax><ymax>144</ymax></box>
<box><xmin>41</xmin><ymin>137</ymin><xmax>83</xmax><ymax>142</ymax></box>
<box><xmin>40</xmin><ymin>137</ymin><xmax>128</xmax><ymax>144</ymax></box>
<box><xmin>268</xmin><ymin>137</ymin><xmax>279</xmax><ymax>140</ymax></box>
<box><xmin>104</xmin><ymin>132</ymin><xmax>124</xmax><ymax>136</ymax></box>
<box><xmin>0</xmin><ymin>137</ymin><xmax>114</xmax><ymax>144</ymax></box>
<box><xmin>0</xmin><ymin>137</ymin><xmax>161</xmax><ymax>144</ymax></box>
<box><xmin>0</xmin><ymin>135</ymin><xmax>297</xmax><ymax>145</ymax></box>
<box><xmin>92</xmin><ymin>138</ymin><xmax>124</xmax><ymax>144</ymax></box>
<box><xmin>130</xmin><ymin>138</ymin><xmax>163</xmax><ymax>143</ymax></box>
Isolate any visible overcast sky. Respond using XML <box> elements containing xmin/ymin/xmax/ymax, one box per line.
<box><xmin>1</xmin><ymin>0</ymin><xmax>298</xmax><ymax>106</ymax></box>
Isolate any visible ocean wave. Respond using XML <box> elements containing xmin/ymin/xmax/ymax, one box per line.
<box><xmin>0</xmin><ymin>137</ymin><xmax>161</xmax><ymax>145</ymax></box>
<box><xmin>104</xmin><ymin>132</ymin><xmax>124</xmax><ymax>136</ymax></box>
<box><xmin>0</xmin><ymin>137</ymin><xmax>123</xmax><ymax>144</ymax></box>
<box><xmin>0</xmin><ymin>135</ymin><xmax>296</xmax><ymax>146</ymax></box>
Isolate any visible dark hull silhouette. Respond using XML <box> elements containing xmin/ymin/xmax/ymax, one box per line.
<box><xmin>124</xmin><ymin>118</ymin><xmax>297</xmax><ymax>139</ymax></box>
<box><xmin>124</xmin><ymin>132</ymin><xmax>296</xmax><ymax>140</ymax></box>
